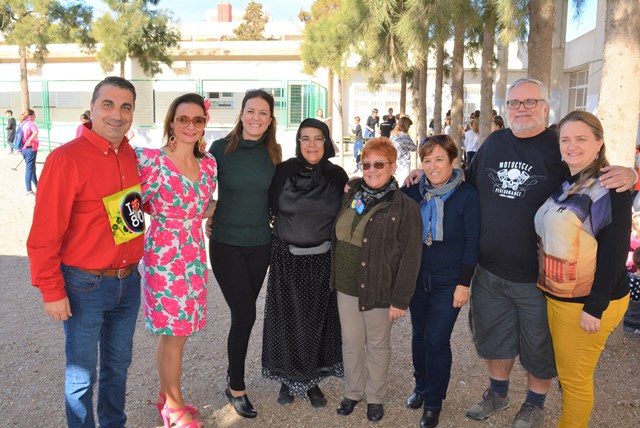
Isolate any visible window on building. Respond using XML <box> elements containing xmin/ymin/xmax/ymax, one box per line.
<box><xmin>568</xmin><ymin>69</ymin><xmax>588</xmax><ymax>111</ymax></box>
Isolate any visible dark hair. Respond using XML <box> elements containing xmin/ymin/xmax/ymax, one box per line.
<box><xmin>163</xmin><ymin>93</ymin><xmax>207</xmax><ymax>159</ymax></box>
<box><xmin>6</xmin><ymin>110</ymin><xmax>12</xmax><ymax>115</ymax></box>
<box><xmin>362</xmin><ymin>137</ymin><xmax>397</xmax><ymax>163</ymax></box>
<box><xmin>492</xmin><ymin>115</ymin><xmax>505</xmax><ymax>129</ymax></box>
<box><xmin>226</xmin><ymin>89</ymin><xmax>281</xmax><ymax>165</ymax></box>
<box><xmin>634</xmin><ymin>247</ymin><xmax>640</xmax><ymax>270</ymax></box>
<box><xmin>558</xmin><ymin>110</ymin><xmax>608</xmax><ymax>191</ymax></box>
<box><xmin>420</xmin><ymin>134</ymin><xmax>458</xmax><ymax>164</ymax></box>
<box><xmin>20</xmin><ymin>109</ymin><xmax>35</xmax><ymax>122</ymax></box>
<box><xmin>91</xmin><ymin>76</ymin><xmax>137</xmax><ymax>105</ymax></box>
<box><xmin>80</xmin><ymin>113</ymin><xmax>90</xmax><ymax>121</ymax></box>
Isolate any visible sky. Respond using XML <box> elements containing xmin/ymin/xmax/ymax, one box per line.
<box><xmin>86</xmin><ymin>1</ymin><xmax>315</xmax><ymax>23</ymax></box>
<box><xmin>85</xmin><ymin>0</ymin><xmax>596</xmax><ymax>40</ymax></box>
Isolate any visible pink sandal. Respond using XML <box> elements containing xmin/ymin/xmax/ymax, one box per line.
<box><xmin>161</xmin><ymin>403</ymin><xmax>203</xmax><ymax>428</ymax></box>
<box><xmin>156</xmin><ymin>393</ymin><xmax>199</xmax><ymax>417</ymax></box>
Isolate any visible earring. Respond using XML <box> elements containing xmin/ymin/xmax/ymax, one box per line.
<box><xmin>595</xmin><ymin>153</ymin><xmax>599</xmax><ymax>160</ymax></box>
<box><xmin>167</xmin><ymin>135</ymin><xmax>177</xmax><ymax>152</ymax></box>
<box><xmin>198</xmin><ymin>137</ymin><xmax>207</xmax><ymax>153</ymax></box>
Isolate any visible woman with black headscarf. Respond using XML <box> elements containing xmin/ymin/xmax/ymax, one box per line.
<box><xmin>262</xmin><ymin>118</ymin><xmax>349</xmax><ymax>408</ymax></box>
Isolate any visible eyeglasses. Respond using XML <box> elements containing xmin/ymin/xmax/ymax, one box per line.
<box><xmin>299</xmin><ymin>135</ymin><xmax>325</xmax><ymax>144</ymax></box>
<box><xmin>174</xmin><ymin>115</ymin><xmax>207</xmax><ymax>128</ymax></box>
<box><xmin>506</xmin><ymin>99</ymin><xmax>545</xmax><ymax>110</ymax></box>
<box><xmin>362</xmin><ymin>161</ymin><xmax>391</xmax><ymax>170</ymax></box>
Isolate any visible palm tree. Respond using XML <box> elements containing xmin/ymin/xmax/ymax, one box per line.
<box><xmin>598</xmin><ymin>0</ymin><xmax>640</xmax><ymax>168</ymax></box>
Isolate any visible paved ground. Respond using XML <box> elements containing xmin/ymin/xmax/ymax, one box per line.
<box><xmin>1</xmin><ymin>149</ymin><xmax>639</xmax><ymax>427</ymax></box>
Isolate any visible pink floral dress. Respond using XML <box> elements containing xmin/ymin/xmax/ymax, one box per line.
<box><xmin>135</xmin><ymin>147</ymin><xmax>217</xmax><ymax>336</ymax></box>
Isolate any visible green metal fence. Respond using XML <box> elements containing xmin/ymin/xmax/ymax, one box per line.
<box><xmin>0</xmin><ymin>78</ymin><xmax>328</xmax><ymax>152</ymax></box>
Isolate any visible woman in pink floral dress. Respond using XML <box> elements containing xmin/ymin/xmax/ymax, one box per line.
<box><xmin>136</xmin><ymin>93</ymin><xmax>217</xmax><ymax>428</ymax></box>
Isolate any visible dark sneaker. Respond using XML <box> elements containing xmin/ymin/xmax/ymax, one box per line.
<box><xmin>466</xmin><ymin>388</ymin><xmax>510</xmax><ymax>420</ymax></box>
<box><xmin>512</xmin><ymin>402</ymin><xmax>544</xmax><ymax>428</ymax></box>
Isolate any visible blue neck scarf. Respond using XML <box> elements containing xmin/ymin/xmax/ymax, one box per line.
<box><xmin>418</xmin><ymin>168</ymin><xmax>463</xmax><ymax>246</ymax></box>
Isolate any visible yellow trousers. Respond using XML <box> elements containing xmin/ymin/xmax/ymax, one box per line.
<box><xmin>547</xmin><ymin>294</ymin><xmax>629</xmax><ymax>428</ymax></box>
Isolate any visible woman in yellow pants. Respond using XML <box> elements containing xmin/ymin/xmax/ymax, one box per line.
<box><xmin>534</xmin><ymin>111</ymin><xmax>631</xmax><ymax>427</ymax></box>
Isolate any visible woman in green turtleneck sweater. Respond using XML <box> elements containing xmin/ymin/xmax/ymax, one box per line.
<box><xmin>207</xmin><ymin>89</ymin><xmax>282</xmax><ymax>419</ymax></box>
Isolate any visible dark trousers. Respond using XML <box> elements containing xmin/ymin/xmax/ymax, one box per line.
<box><xmin>22</xmin><ymin>147</ymin><xmax>38</xmax><ymax>192</ymax></box>
<box><xmin>410</xmin><ymin>274</ymin><xmax>461</xmax><ymax>410</ymax></box>
<box><xmin>210</xmin><ymin>239</ymin><xmax>271</xmax><ymax>391</ymax></box>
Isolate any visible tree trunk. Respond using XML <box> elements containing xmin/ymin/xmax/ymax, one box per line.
<box><xmin>479</xmin><ymin>6</ymin><xmax>496</xmax><ymax>144</ymax></box>
<box><xmin>19</xmin><ymin>46</ymin><xmax>30</xmax><ymax>111</ymax></box>
<box><xmin>495</xmin><ymin>41</ymin><xmax>509</xmax><ymax>116</ymax></box>
<box><xmin>399</xmin><ymin>73</ymin><xmax>407</xmax><ymax>115</ymax></box>
<box><xmin>527</xmin><ymin>0</ymin><xmax>554</xmax><ymax>93</ymax></box>
<box><xmin>120</xmin><ymin>60</ymin><xmax>125</xmax><ymax>78</ymax></box>
<box><xmin>598</xmin><ymin>0</ymin><xmax>640</xmax><ymax>169</ymax></box>
<box><xmin>418</xmin><ymin>57</ymin><xmax>428</xmax><ymax>144</ymax></box>
<box><xmin>411</xmin><ymin>68</ymin><xmax>420</xmax><ymax>129</ymax></box>
<box><xmin>434</xmin><ymin>41</ymin><xmax>445</xmax><ymax>135</ymax></box>
<box><xmin>451</xmin><ymin>17</ymin><xmax>465</xmax><ymax>159</ymax></box>
<box><xmin>337</xmin><ymin>75</ymin><xmax>344</xmax><ymax>166</ymax></box>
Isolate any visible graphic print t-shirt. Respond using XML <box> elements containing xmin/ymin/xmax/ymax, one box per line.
<box><xmin>466</xmin><ymin>128</ymin><xmax>567</xmax><ymax>282</ymax></box>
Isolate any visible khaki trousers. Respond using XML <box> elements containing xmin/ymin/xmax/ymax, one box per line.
<box><xmin>337</xmin><ymin>292</ymin><xmax>393</xmax><ymax>404</ymax></box>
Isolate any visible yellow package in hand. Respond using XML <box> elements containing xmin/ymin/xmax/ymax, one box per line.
<box><xmin>102</xmin><ymin>184</ymin><xmax>145</xmax><ymax>245</ymax></box>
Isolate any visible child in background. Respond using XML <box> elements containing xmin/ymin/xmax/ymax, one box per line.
<box><xmin>352</xmin><ymin>116</ymin><xmax>363</xmax><ymax>173</ymax></box>
<box><xmin>624</xmin><ymin>247</ymin><xmax>640</xmax><ymax>333</ymax></box>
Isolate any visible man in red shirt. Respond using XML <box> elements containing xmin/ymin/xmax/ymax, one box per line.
<box><xmin>27</xmin><ymin>76</ymin><xmax>144</xmax><ymax>428</ymax></box>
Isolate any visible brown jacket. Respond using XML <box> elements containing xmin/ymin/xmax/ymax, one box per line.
<box><xmin>331</xmin><ymin>178</ymin><xmax>423</xmax><ymax>310</ymax></box>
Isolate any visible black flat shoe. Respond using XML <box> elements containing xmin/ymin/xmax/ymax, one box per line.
<box><xmin>420</xmin><ymin>409</ymin><xmax>440</xmax><ymax>428</ymax></box>
<box><xmin>336</xmin><ymin>397</ymin><xmax>360</xmax><ymax>416</ymax></box>
<box><xmin>277</xmin><ymin>382</ymin><xmax>294</xmax><ymax>406</ymax></box>
<box><xmin>367</xmin><ymin>403</ymin><xmax>384</xmax><ymax>422</ymax></box>
<box><xmin>307</xmin><ymin>385</ymin><xmax>327</xmax><ymax>408</ymax></box>
<box><xmin>225</xmin><ymin>386</ymin><xmax>257</xmax><ymax>418</ymax></box>
<box><xmin>407</xmin><ymin>392</ymin><xmax>424</xmax><ymax>409</ymax></box>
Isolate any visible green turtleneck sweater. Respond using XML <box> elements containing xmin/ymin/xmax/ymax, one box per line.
<box><xmin>208</xmin><ymin>136</ymin><xmax>276</xmax><ymax>246</ymax></box>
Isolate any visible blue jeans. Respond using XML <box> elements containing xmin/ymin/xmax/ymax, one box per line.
<box><xmin>409</xmin><ymin>273</ymin><xmax>461</xmax><ymax>410</ymax></box>
<box><xmin>22</xmin><ymin>147</ymin><xmax>38</xmax><ymax>192</ymax></box>
<box><xmin>61</xmin><ymin>265</ymin><xmax>141</xmax><ymax>428</ymax></box>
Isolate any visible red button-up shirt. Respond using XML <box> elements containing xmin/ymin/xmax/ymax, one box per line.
<box><xmin>27</xmin><ymin>125</ymin><xmax>144</xmax><ymax>302</ymax></box>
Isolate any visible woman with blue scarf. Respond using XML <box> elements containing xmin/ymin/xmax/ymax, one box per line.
<box><xmin>402</xmin><ymin>134</ymin><xmax>480</xmax><ymax>428</ymax></box>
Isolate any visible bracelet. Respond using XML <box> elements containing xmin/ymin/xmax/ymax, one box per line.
<box><xmin>456</xmin><ymin>285</ymin><xmax>469</xmax><ymax>292</ymax></box>
<box><xmin>632</xmin><ymin>168</ymin><xmax>639</xmax><ymax>185</ymax></box>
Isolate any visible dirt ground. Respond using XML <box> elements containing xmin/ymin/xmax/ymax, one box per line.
<box><xmin>1</xmin><ymin>150</ymin><xmax>639</xmax><ymax>427</ymax></box>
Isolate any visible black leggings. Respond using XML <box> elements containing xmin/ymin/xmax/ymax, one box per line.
<box><xmin>210</xmin><ymin>239</ymin><xmax>271</xmax><ymax>391</ymax></box>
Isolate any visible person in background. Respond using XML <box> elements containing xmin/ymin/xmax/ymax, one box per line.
<box><xmin>464</xmin><ymin>118</ymin><xmax>480</xmax><ymax>165</ymax></box>
<box><xmin>624</xmin><ymin>247</ymin><xmax>640</xmax><ymax>334</ymax></box>
<box><xmin>365</xmin><ymin>109</ymin><xmax>379</xmax><ymax>139</ymax></box>
<box><xmin>27</xmin><ymin>76</ymin><xmax>143</xmax><ymax>427</ymax></box>
<box><xmin>535</xmin><ymin>110</ymin><xmax>631</xmax><ymax>427</ymax></box>
<box><xmin>136</xmin><ymin>93</ymin><xmax>217</xmax><ymax>428</ymax></box>
<box><xmin>443</xmin><ymin>116</ymin><xmax>452</xmax><ymax>136</ymax></box>
<box><xmin>333</xmin><ymin>138</ymin><xmax>422</xmax><ymax>423</ymax></box>
<box><xmin>76</xmin><ymin>113</ymin><xmax>91</xmax><ymax>139</ymax></box>
<box><xmin>390</xmin><ymin>116</ymin><xmax>417</xmax><ymax>185</ymax></box>
<box><xmin>379</xmin><ymin>115</ymin><xmax>392</xmax><ymax>139</ymax></box>
<box><xmin>402</xmin><ymin>135</ymin><xmax>480</xmax><ymax>428</ymax></box>
<box><xmin>352</xmin><ymin>116</ymin><xmax>364</xmax><ymax>173</ymax></box>
<box><xmin>206</xmin><ymin>89</ymin><xmax>282</xmax><ymax>419</ymax></box>
<box><xmin>262</xmin><ymin>118</ymin><xmax>348</xmax><ymax>408</ymax></box>
<box><xmin>490</xmin><ymin>116</ymin><xmax>504</xmax><ymax>133</ymax></box>
<box><xmin>6</xmin><ymin>109</ymin><xmax>16</xmax><ymax>154</ymax></box>
<box><xmin>315</xmin><ymin>108</ymin><xmax>331</xmax><ymax>124</ymax></box>
<box><xmin>384</xmin><ymin>108</ymin><xmax>397</xmax><ymax>131</ymax></box>
<box><xmin>19</xmin><ymin>109</ymin><xmax>39</xmax><ymax>196</ymax></box>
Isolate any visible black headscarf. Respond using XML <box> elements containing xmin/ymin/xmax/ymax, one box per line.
<box><xmin>294</xmin><ymin>118</ymin><xmax>336</xmax><ymax>167</ymax></box>
<box><xmin>269</xmin><ymin>118</ymin><xmax>347</xmax><ymax>215</ymax></box>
